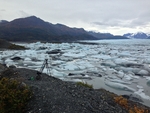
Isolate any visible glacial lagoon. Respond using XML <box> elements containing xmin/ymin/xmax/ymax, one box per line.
<box><xmin>1</xmin><ymin>39</ymin><xmax>150</xmax><ymax>107</ymax></box>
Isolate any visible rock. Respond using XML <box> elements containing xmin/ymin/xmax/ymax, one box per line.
<box><xmin>36</xmin><ymin>75</ymin><xmax>42</xmax><ymax>80</ymax></box>
<box><xmin>9</xmin><ymin>65</ymin><xmax>17</xmax><ymax>68</ymax></box>
<box><xmin>46</xmin><ymin>49</ymin><xmax>63</xmax><ymax>54</ymax></box>
<box><xmin>11</xmin><ymin>56</ymin><xmax>23</xmax><ymax>60</ymax></box>
<box><xmin>68</xmin><ymin>73</ymin><xmax>84</xmax><ymax>76</ymax></box>
<box><xmin>17</xmin><ymin>82</ymin><xmax>27</xmax><ymax>90</ymax></box>
<box><xmin>0</xmin><ymin>63</ymin><xmax>6</xmax><ymax>72</ymax></box>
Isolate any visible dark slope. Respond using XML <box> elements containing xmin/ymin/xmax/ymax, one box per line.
<box><xmin>0</xmin><ymin>16</ymin><xmax>97</xmax><ymax>42</ymax></box>
<box><xmin>0</xmin><ymin>39</ymin><xmax>12</xmax><ymax>48</ymax></box>
<box><xmin>1</xmin><ymin>66</ymin><xmax>150</xmax><ymax>113</ymax></box>
<box><xmin>0</xmin><ymin>39</ymin><xmax>26</xmax><ymax>50</ymax></box>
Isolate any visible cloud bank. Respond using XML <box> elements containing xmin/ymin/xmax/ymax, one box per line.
<box><xmin>0</xmin><ymin>0</ymin><xmax>150</xmax><ymax>35</ymax></box>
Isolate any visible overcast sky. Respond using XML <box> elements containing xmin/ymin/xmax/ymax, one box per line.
<box><xmin>0</xmin><ymin>0</ymin><xmax>150</xmax><ymax>35</ymax></box>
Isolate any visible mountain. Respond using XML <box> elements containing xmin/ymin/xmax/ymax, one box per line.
<box><xmin>0</xmin><ymin>16</ymin><xmax>97</xmax><ymax>42</ymax></box>
<box><xmin>88</xmin><ymin>31</ymin><xmax>128</xmax><ymax>39</ymax></box>
<box><xmin>123</xmin><ymin>32</ymin><xmax>149</xmax><ymax>39</ymax></box>
<box><xmin>0</xmin><ymin>20</ymin><xmax>9</xmax><ymax>24</ymax></box>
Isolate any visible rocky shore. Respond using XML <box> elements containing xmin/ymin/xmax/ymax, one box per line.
<box><xmin>0</xmin><ymin>65</ymin><xmax>150</xmax><ymax>113</ymax></box>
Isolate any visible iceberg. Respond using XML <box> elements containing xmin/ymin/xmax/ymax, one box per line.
<box><xmin>134</xmin><ymin>89</ymin><xmax>150</xmax><ymax>100</ymax></box>
<box><xmin>138</xmin><ymin>70</ymin><xmax>149</xmax><ymax>76</ymax></box>
<box><xmin>105</xmin><ymin>78</ymin><xmax>131</xmax><ymax>85</ymax></box>
<box><xmin>105</xmin><ymin>81</ymin><xmax>136</xmax><ymax>92</ymax></box>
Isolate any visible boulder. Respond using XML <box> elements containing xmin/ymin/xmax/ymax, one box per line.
<box><xmin>46</xmin><ymin>49</ymin><xmax>63</xmax><ymax>54</ymax></box>
<box><xmin>11</xmin><ymin>57</ymin><xmax>23</xmax><ymax>60</ymax></box>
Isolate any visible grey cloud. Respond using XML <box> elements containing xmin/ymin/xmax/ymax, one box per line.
<box><xmin>0</xmin><ymin>0</ymin><xmax>150</xmax><ymax>35</ymax></box>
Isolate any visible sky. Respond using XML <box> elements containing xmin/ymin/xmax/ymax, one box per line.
<box><xmin>0</xmin><ymin>0</ymin><xmax>150</xmax><ymax>35</ymax></box>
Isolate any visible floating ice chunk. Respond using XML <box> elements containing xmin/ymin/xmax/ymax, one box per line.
<box><xmin>138</xmin><ymin>70</ymin><xmax>149</xmax><ymax>76</ymax></box>
<box><xmin>114</xmin><ymin>59</ymin><xmax>127</xmax><ymax>65</ymax></box>
<box><xmin>114</xmin><ymin>59</ymin><xmax>142</xmax><ymax>67</ymax></box>
<box><xmin>23</xmin><ymin>50</ymin><xmax>38</xmax><ymax>58</ymax></box>
<box><xmin>106</xmin><ymin>78</ymin><xmax>131</xmax><ymax>85</ymax></box>
<box><xmin>116</xmin><ymin>70</ymin><xmax>125</xmax><ymax>79</ymax></box>
<box><xmin>109</xmin><ymin>68</ymin><xmax>118</xmax><ymax>72</ymax></box>
<box><xmin>108</xmin><ymin>50</ymin><xmax>118</xmax><ymax>56</ymax></box>
<box><xmin>91</xmin><ymin>54</ymin><xmax>111</xmax><ymax>60</ymax></box>
<box><xmin>101</xmin><ymin>61</ymin><xmax>116</xmax><ymax>68</ymax></box>
<box><xmin>58</xmin><ymin>63</ymin><xmax>79</xmax><ymax>71</ymax></box>
<box><xmin>134</xmin><ymin>89</ymin><xmax>150</xmax><ymax>100</ymax></box>
<box><xmin>59</xmin><ymin>56</ymin><xmax>74</xmax><ymax>61</ymax></box>
<box><xmin>23</xmin><ymin>60</ymin><xmax>32</xmax><ymax>64</ymax></box>
<box><xmin>137</xmin><ymin>85</ymin><xmax>143</xmax><ymax>89</ymax></box>
<box><xmin>106</xmin><ymin>75</ymin><xmax>118</xmax><ymax>79</ymax></box>
<box><xmin>51</xmin><ymin>69</ymin><xmax>67</xmax><ymax>77</ymax></box>
<box><xmin>51</xmin><ymin>60</ymin><xmax>65</xmax><ymax>65</ymax></box>
<box><xmin>63</xmin><ymin>52</ymin><xmax>86</xmax><ymax>58</ymax></box>
<box><xmin>115</xmin><ymin>67</ymin><xmax>141</xmax><ymax>75</ymax></box>
<box><xmin>143</xmin><ymin>64</ymin><xmax>150</xmax><ymax>73</ymax></box>
<box><xmin>127</xmin><ymin>73</ymin><xmax>140</xmax><ymax>79</ymax></box>
<box><xmin>117</xmin><ymin>52</ymin><xmax>131</xmax><ymax>57</ymax></box>
<box><xmin>146</xmin><ymin>77</ymin><xmax>150</xmax><ymax>87</ymax></box>
<box><xmin>33</xmin><ymin>61</ymin><xmax>43</xmax><ymax>66</ymax></box>
<box><xmin>145</xmin><ymin>77</ymin><xmax>150</xmax><ymax>80</ymax></box>
<box><xmin>105</xmin><ymin>81</ymin><xmax>136</xmax><ymax>92</ymax></box>
<box><xmin>143</xmin><ymin>59</ymin><xmax>150</xmax><ymax>64</ymax></box>
<box><xmin>5</xmin><ymin>59</ymin><xmax>13</xmax><ymax>63</ymax></box>
<box><xmin>147</xmin><ymin>80</ymin><xmax>150</xmax><ymax>87</ymax></box>
<box><xmin>6</xmin><ymin>62</ymin><xmax>17</xmax><ymax>68</ymax></box>
<box><xmin>75</xmin><ymin>60</ymin><xmax>94</xmax><ymax>69</ymax></box>
<box><xmin>24</xmin><ymin>57</ymin><xmax>32</xmax><ymax>61</ymax></box>
<box><xmin>123</xmin><ymin>74</ymin><xmax>133</xmax><ymax>81</ymax></box>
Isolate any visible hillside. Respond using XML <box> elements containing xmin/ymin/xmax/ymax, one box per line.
<box><xmin>0</xmin><ymin>16</ymin><xmax>97</xmax><ymax>42</ymax></box>
<box><xmin>0</xmin><ymin>39</ymin><xmax>26</xmax><ymax>50</ymax></box>
<box><xmin>0</xmin><ymin>66</ymin><xmax>150</xmax><ymax>112</ymax></box>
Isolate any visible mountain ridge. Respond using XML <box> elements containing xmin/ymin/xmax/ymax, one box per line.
<box><xmin>123</xmin><ymin>32</ymin><xmax>150</xmax><ymax>39</ymax></box>
<box><xmin>1</xmin><ymin>16</ymin><xmax>149</xmax><ymax>42</ymax></box>
<box><xmin>0</xmin><ymin>16</ymin><xmax>97</xmax><ymax>42</ymax></box>
<box><xmin>88</xmin><ymin>31</ymin><xmax>128</xmax><ymax>39</ymax></box>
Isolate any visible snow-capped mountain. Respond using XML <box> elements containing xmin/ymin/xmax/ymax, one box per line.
<box><xmin>123</xmin><ymin>32</ymin><xmax>149</xmax><ymax>39</ymax></box>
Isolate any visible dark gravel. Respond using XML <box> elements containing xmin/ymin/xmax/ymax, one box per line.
<box><xmin>1</xmin><ymin>65</ymin><xmax>150</xmax><ymax>113</ymax></box>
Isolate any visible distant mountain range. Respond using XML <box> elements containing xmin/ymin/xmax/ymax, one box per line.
<box><xmin>1</xmin><ymin>16</ymin><xmax>149</xmax><ymax>42</ymax></box>
<box><xmin>123</xmin><ymin>32</ymin><xmax>150</xmax><ymax>39</ymax></box>
<box><xmin>0</xmin><ymin>16</ymin><xmax>130</xmax><ymax>42</ymax></box>
<box><xmin>88</xmin><ymin>31</ymin><xmax>128</xmax><ymax>39</ymax></box>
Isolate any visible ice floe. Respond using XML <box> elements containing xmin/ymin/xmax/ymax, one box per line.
<box><xmin>105</xmin><ymin>80</ymin><xmax>136</xmax><ymax>92</ymax></box>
